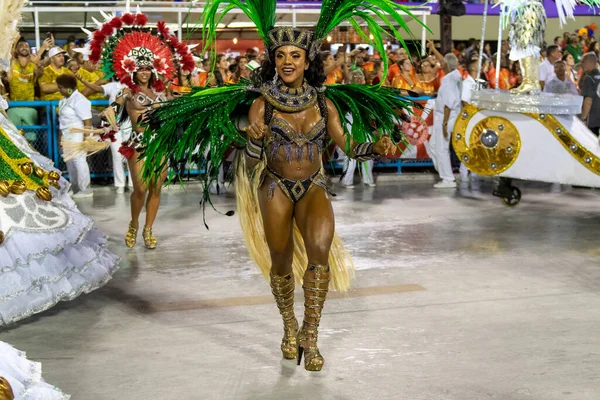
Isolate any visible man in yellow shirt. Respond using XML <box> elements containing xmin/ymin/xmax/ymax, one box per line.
<box><xmin>8</xmin><ymin>37</ymin><xmax>52</xmax><ymax>141</ymax></box>
<box><xmin>73</xmin><ymin>48</ymin><xmax>106</xmax><ymax>101</ymax></box>
<box><xmin>38</xmin><ymin>47</ymin><xmax>70</xmax><ymax>101</ymax></box>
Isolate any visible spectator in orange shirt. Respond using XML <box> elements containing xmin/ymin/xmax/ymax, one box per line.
<box><xmin>392</xmin><ymin>58</ymin><xmax>424</xmax><ymax>95</ymax></box>
<box><xmin>419</xmin><ymin>56</ymin><xmax>443</xmax><ymax>95</ymax></box>
<box><xmin>230</xmin><ymin>56</ymin><xmax>250</xmax><ymax>83</ymax></box>
<box><xmin>370</xmin><ymin>60</ymin><xmax>384</xmax><ymax>85</ymax></box>
<box><xmin>207</xmin><ymin>54</ymin><xmax>230</xmax><ymax>87</ymax></box>
<box><xmin>386</xmin><ymin>47</ymin><xmax>408</xmax><ymax>84</ymax></box>
<box><xmin>487</xmin><ymin>61</ymin><xmax>513</xmax><ymax>90</ymax></box>
<box><xmin>321</xmin><ymin>51</ymin><xmax>343</xmax><ymax>84</ymax></box>
<box><xmin>194</xmin><ymin>59</ymin><xmax>210</xmax><ymax>87</ymax></box>
<box><xmin>509</xmin><ymin>60</ymin><xmax>521</xmax><ymax>88</ymax></box>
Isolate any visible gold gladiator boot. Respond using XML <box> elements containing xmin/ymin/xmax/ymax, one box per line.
<box><xmin>142</xmin><ymin>226</ymin><xmax>157</xmax><ymax>249</ymax></box>
<box><xmin>297</xmin><ymin>264</ymin><xmax>330</xmax><ymax>371</ymax></box>
<box><xmin>270</xmin><ymin>272</ymin><xmax>299</xmax><ymax>359</ymax></box>
<box><xmin>125</xmin><ymin>221</ymin><xmax>138</xmax><ymax>248</ymax></box>
<box><xmin>510</xmin><ymin>56</ymin><xmax>541</xmax><ymax>94</ymax></box>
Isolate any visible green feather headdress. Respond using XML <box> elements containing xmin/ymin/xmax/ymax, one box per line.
<box><xmin>200</xmin><ymin>0</ymin><xmax>428</xmax><ymax>82</ymax></box>
<box><xmin>141</xmin><ymin>0</ymin><xmax>428</xmax><ymax>224</ymax></box>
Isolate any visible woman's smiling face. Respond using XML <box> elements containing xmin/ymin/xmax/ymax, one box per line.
<box><xmin>274</xmin><ymin>45</ymin><xmax>309</xmax><ymax>87</ymax></box>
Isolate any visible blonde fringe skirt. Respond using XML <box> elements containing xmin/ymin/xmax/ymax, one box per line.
<box><xmin>235</xmin><ymin>155</ymin><xmax>355</xmax><ymax>292</ymax></box>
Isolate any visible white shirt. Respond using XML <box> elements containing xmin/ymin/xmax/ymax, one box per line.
<box><xmin>461</xmin><ymin>75</ymin><xmax>477</xmax><ymax>104</ymax></box>
<box><xmin>58</xmin><ymin>90</ymin><xmax>92</xmax><ymax>141</ymax></box>
<box><xmin>543</xmin><ymin>77</ymin><xmax>579</xmax><ymax>95</ymax></box>
<box><xmin>102</xmin><ymin>82</ymin><xmax>132</xmax><ymax>140</ymax></box>
<box><xmin>102</xmin><ymin>82</ymin><xmax>126</xmax><ymax>104</ymax></box>
<box><xmin>538</xmin><ymin>59</ymin><xmax>556</xmax><ymax>83</ymax></box>
<box><xmin>435</xmin><ymin>69</ymin><xmax>463</xmax><ymax>121</ymax></box>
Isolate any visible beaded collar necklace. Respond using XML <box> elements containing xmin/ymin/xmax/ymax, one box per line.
<box><xmin>261</xmin><ymin>78</ymin><xmax>317</xmax><ymax>113</ymax></box>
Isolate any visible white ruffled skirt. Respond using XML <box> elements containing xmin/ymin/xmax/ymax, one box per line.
<box><xmin>0</xmin><ymin>341</ymin><xmax>69</xmax><ymax>399</ymax></box>
<box><xmin>0</xmin><ymin>114</ymin><xmax>120</xmax><ymax>327</ymax></box>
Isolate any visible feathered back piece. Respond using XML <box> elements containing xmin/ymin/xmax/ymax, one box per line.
<box><xmin>0</xmin><ymin>0</ymin><xmax>25</xmax><ymax>61</ymax></box>
<box><xmin>200</xmin><ymin>0</ymin><xmax>426</xmax><ymax>82</ymax></box>
<box><xmin>201</xmin><ymin>0</ymin><xmax>276</xmax><ymax>61</ymax></box>
<box><xmin>312</xmin><ymin>0</ymin><xmax>426</xmax><ymax>80</ymax></box>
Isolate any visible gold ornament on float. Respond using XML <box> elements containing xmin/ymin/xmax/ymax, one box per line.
<box><xmin>20</xmin><ymin>162</ymin><xmax>33</xmax><ymax>175</ymax></box>
<box><xmin>9</xmin><ymin>181</ymin><xmax>26</xmax><ymax>195</ymax></box>
<box><xmin>48</xmin><ymin>171</ymin><xmax>60</xmax><ymax>181</ymax></box>
<box><xmin>527</xmin><ymin>113</ymin><xmax>600</xmax><ymax>177</ymax></box>
<box><xmin>34</xmin><ymin>166</ymin><xmax>46</xmax><ymax>178</ymax></box>
<box><xmin>453</xmin><ymin>105</ymin><xmax>521</xmax><ymax>176</ymax></box>
<box><xmin>36</xmin><ymin>187</ymin><xmax>53</xmax><ymax>201</ymax></box>
<box><xmin>0</xmin><ymin>181</ymin><xmax>9</xmax><ymax>197</ymax></box>
<box><xmin>0</xmin><ymin>376</ymin><xmax>14</xmax><ymax>400</ymax></box>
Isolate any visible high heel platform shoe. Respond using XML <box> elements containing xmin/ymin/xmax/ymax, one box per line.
<box><xmin>142</xmin><ymin>226</ymin><xmax>157</xmax><ymax>249</ymax></box>
<box><xmin>125</xmin><ymin>222</ymin><xmax>138</xmax><ymax>248</ymax></box>
<box><xmin>270</xmin><ymin>272</ymin><xmax>299</xmax><ymax>359</ymax></box>
<box><xmin>297</xmin><ymin>264</ymin><xmax>330</xmax><ymax>371</ymax></box>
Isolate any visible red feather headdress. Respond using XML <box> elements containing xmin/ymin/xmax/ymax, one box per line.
<box><xmin>89</xmin><ymin>13</ymin><xmax>195</xmax><ymax>92</ymax></box>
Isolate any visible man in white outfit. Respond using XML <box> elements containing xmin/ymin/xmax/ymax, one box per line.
<box><xmin>459</xmin><ymin>59</ymin><xmax>481</xmax><ymax>194</ymax></box>
<box><xmin>429</xmin><ymin>53</ymin><xmax>461</xmax><ymax>188</ymax></box>
<box><xmin>340</xmin><ymin>114</ymin><xmax>376</xmax><ymax>188</ymax></box>
<box><xmin>102</xmin><ymin>81</ymin><xmax>133</xmax><ymax>193</ymax></box>
<box><xmin>57</xmin><ymin>74</ymin><xmax>93</xmax><ymax>198</ymax></box>
<box><xmin>75</xmin><ymin>51</ymin><xmax>133</xmax><ymax>195</ymax></box>
<box><xmin>538</xmin><ymin>45</ymin><xmax>561</xmax><ymax>90</ymax></box>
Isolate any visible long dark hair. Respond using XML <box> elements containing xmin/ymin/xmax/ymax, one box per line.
<box><xmin>251</xmin><ymin>47</ymin><xmax>327</xmax><ymax>88</ymax></box>
<box><xmin>233</xmin><ymin>56</ymin><xmax>248</xmax><ymax>82</ymax></box>
<box><xmin>213</xmin><ymin>53</ymin><xmax>227</xmax><ymax>86</ymax></box>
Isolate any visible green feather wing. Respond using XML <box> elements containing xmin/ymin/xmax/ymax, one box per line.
<box><xmin>323</xmin><ymin>84</ymin><xmax>415</xmax><ymax>151</ymax></box>
<box><xmin>314</xmin><ymin>0</ymin><xmax>430</xmax><ymax>83</ymax></box>
<box><xmin>201</xmin><ymin>0</ymin><xmax>276</xmax><ymax>61</ymax></box>
<box><xmin>140</xmin><ymin>84</ymin><xmax>258</xmax><ymax>219</ymax></box>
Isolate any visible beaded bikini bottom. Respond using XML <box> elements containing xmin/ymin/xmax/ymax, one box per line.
<box><xmin>262</xmin><ymin>167</ymin><xmax>328</xmax><ymax>204</ymax></box>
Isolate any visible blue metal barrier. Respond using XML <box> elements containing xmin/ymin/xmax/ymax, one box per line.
<box><xmin>8</xmin><ymin>99</ymin><xmax>111</xmax><ymax>178</ymax></box>
<box><xmin>8</xmin><ymin>100</ymin><xmax>54</xmax><ymax>160</ymax></box>
<box><xmin>8</xmin><ymin>98</ymin><xmax>435</xmax><ymax>180</ymax></box>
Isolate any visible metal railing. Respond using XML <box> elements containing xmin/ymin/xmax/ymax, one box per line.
<box><xmin>7</xmin><ymin>98</ymin><xmax>435</xmax><ymax>182</ymax></box>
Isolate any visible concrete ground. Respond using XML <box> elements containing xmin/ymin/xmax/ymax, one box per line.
<box><xmin>2</xmin><ymin>179</ymin><xmax>600</xmax><ymax>400</ymax></box>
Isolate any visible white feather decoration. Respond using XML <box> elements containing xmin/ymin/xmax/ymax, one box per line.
<box><xmin>0</xmin><ymin>0</ymin><xmax>25</xmax><ymax>61</ymax></box>
<box><xmin>554</xmin><ymin>0</ymin><xmax>578</xmax><ymax>25</ymax></box>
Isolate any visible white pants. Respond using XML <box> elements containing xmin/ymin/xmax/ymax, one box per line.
<box><xmin>428</xmin><ymin>115</ymin><xmax>455</xmax><ymax>182</ymax></box>
<box><xmin>66</xmin><ymin>152</ymin><xmax>91</xmax><ymax>193</ymax></box>
<box><xmin>109</xmin><ymin>137</ymin><xmax>133</xmax><ymax>188</ymax></box>
<box><xmin>341</xmin><ymin>156</ymin><xmax>374</xmax><ymax>185</ymax></box>
<box><xmin>459</xmin><ymin>163</ymin><xmax>480</xmax><ymax>190</ymax></box>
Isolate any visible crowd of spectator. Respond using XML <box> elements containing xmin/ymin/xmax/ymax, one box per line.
<box><xmin>2</xmin><ymin>25</ymin><xmax>599</xmax><ymax>193</ymax></box>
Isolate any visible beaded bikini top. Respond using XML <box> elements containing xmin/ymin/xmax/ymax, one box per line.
<box><xmin>264</xmin><ymin>87</ymin><xmax>328</xmax><ymax>164</ymax></box>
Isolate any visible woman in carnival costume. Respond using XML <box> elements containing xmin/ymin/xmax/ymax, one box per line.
<box><xmin>87</xmin><ymin>12</ymin><xmax>195</xmax><ymax>249</ymax></box>
<box><xmin>141</xmin><ymin>0</ymin><xmax>423</xmax><ymax>371</ymax></box>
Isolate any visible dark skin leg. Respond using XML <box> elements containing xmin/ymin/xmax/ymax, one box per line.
<box><xmin>127</xmin><ymin>150</ymin><xmax>168</xmax><ymax>229</ymax></box>
<box><xmin>293</xmin><ymin>186</ymin><xmax>334</xmax><ymax>266</ymax></box>
<box><xmin>293</xmin><ymin>185</ymin><xmax>333</xmax><ymax>348</ymax></box>
<box><xmin>127</xmin><ymin>151</ymin><xmax>148</xmax><ymax>230</ymax></box>
<box><xmin>258</xmin><ymin>177</ymin><xmax>295</xmax><ymax>276</ymax></box>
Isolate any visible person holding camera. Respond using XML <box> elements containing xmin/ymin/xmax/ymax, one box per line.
<box><xmin>38</xmin><ymin>45</ymin><xmax>70</xmax><ymax>101</ymax></box>
<box><xmin>7</xmin><ymin>36</ymin><xmax>52</xmax><ymax>139</ymax></box>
